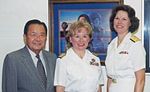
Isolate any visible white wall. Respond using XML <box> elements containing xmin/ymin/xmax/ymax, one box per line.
<box><xmin>0</xmin><ymin>0</ymin><xmax>149</xmax><ymax>92</ymax></box>
<box><xmin>0</xmin><ymin>0</ymin><xmax>48</xmax><ymax>92</ymax></box>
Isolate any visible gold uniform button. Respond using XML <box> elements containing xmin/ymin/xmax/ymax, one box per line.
<box><xmin>112</xmin><ymin>79</ymin><xmax>117</xmax><ymax>83</ymax></box>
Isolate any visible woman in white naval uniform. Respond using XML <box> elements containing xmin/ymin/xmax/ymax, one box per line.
<box><xmin>54</xmin><ymin>21</ymin><xmax>104</xmax><ymax>92</ymax></box>
<box><xmin>105</xmin><ymin>5</ymin><xmax>146</xmax><ymax>92</ymax></box>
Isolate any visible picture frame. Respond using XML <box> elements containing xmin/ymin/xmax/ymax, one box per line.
<box><xmin>49</xmin><ymin>0</ymin><xmax>123</xmax><ymax>63</ymax></box>
<box><xmin>144</xmin><ymin>0</ymin><xmax>150</xmax><ymax>72</ymax></box>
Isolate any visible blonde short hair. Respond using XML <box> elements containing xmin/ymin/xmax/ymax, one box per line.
<box><xmin>66</xmin><ymin>21</ymin><xmax>93</xmax><ymax>48</ymax></box>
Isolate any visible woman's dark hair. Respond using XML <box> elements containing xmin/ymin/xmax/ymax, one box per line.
<box><xmin>24</xmin><ymin>19</ymin><xmax>47</xmax><ymax>35</ymax></box>
<box><xmin>110</xmin><ymin>5</ymin><xmax>139</xmax><ymax>33</ymax></box>
<box><xmin>78</xmin><ymin>14</ymin><xmax>91</xmax><ymax>25</ymax></box>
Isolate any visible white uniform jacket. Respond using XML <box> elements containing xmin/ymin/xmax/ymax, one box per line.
<box><xmin>54</xmin><ymin>48</ymin><xmax>104</xmax><ymax>92</ymax></box>
<box><xmin>105</xmin><ymin>32</ymin><xmax>146</xmax><ymax>92</ymax></box>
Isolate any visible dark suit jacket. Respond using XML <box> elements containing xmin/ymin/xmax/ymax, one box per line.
<box><xmin>2</xmin><ymin>46</ymin><xmax>57</xmax><ymax>92</ymax></box>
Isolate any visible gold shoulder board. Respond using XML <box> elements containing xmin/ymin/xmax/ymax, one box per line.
<box><xmin>58</xmin><ymin>53</ymin><xmax>66</xmax><ymax>58</ymax></box>
<box><xmin>130</xmin><ymin>35</ymin><xmax>140</xmax><ymax>43</ymax></box>
<box><xmin>92</xmin><ymin>52</ymin><xmax>98</xmax><ymax>56</ymax></box>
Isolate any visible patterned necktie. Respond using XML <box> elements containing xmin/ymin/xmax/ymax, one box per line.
<box><xmin>36</xmin><ymin>54</ymin><xmax>47</xmax><ymax>88</ymax></box>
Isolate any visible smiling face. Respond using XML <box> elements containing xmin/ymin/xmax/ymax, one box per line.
<box><xmin>69</xmin><ymin>27</ymin><xmax>90</xmax><ymax>52</ymax></box>
<box><xmin>113</xmin><ymin>10</ymin><xmax>131</xmax><ymax>35</ymax></box>
<box><xmin>24</xmin><ymin>24</ymin><xmax>47</xmax><ymax>54</ymax></box>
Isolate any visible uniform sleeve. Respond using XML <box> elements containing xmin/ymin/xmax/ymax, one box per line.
<box><xmin>2</xmin><ymin>55</ymin><xmax>18</xmax><ymax>92</ymax></box>
<box><xmin>130</xmin><ymin>42</ymin><xmax>146</xmax><ymax>72</ymax></box>
<box><xmin>97</xmin><ymin>57</ymin><xmax>104</xmax><ymax>85</ymax></box>
<box><xmin>54</xmin><ymin>58</ymin><xmax>67</xmax><ymax>87</ymax></box>
<box><xmin>98</xmin><ymin>67</ymin><xmax>104</xmax><ymax>86</ymax></box>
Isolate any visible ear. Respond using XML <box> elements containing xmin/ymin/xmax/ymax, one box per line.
<box><xmin>69</xmin><ymin>37</ymin><xmax>72</xmax><ymax>43</ymax></box>
<box><xmin>23</xmin><ymin>34</ymin><xmax>27</xmax><ymax>44</ymax></box>
<box><xmin>45</xmin><ymin>36</ymin><xmax>47</xmax><ymax>41</ymax></box>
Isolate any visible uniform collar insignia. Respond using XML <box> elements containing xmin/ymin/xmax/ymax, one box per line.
<box><xmin>58</xmin><ymin>53</ymin><xmax>66</xmax><ymax>58</ymax></box>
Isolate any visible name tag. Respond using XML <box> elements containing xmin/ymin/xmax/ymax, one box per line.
<box><xmin>119</xmin><ymin>51</ymin><xmax>128</xmax><ymax>54</ymax></box>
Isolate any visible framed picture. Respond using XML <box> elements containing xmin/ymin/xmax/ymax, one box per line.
<box><xmin>49</xmin><ymin>0</ymin><xmax>123</xmax><ymax>63</ymax></box>
<box><xmin>144</xmin><ymin>0</ymin><xmax>150</xmax><ymax>72</ymax></box>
